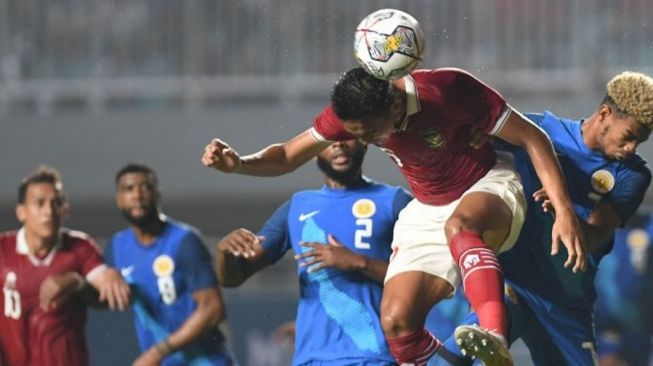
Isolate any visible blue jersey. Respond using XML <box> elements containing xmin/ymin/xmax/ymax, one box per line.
<box><xmin>499</xmin><ymin>111</ymin><xmax>651</xmax><ymax>310</ymax></box>
<box><xmin>259</xmin><ymin>178</ymin><xmax>412</xmax><ymax>365</ymax></box>
<box><xmin>106</xmin><ymin>218</ymin><xmax>233</xmax><ymax>366</ymax></box>
<box><xmin>595</xmin><ymin>214</ymin><xmax>653</xmax><ymax>365</ymax></box>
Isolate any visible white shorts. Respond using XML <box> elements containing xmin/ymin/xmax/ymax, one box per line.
<box><xmin>384</xmin><ymin>157</ymin><xmax>526</xmax><ymax>294</ymax></box>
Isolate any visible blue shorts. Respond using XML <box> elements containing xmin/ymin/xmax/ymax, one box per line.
<box><xmin>430</xmin><ymin>282</ymin><xmax>598</xmax><ymax>366</ymax></box>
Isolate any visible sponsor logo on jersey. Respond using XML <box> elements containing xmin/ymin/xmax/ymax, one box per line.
<box><xmin>352</xmin><ymin>199</ymin><xmax>376</xmax><ymax>219</ymax></box>
<box><xmin>591</xmin><ymin>169</ymin><xmax>615</xmax><ymax>194</ymax></box>
<box><xmin>299</xmin><ymin>210</ymin><xmax>320</xmax><ymax>222</ymax></box>
<box><xmin>421</xmin><ymin>128</ymin><xmax>446</xmax><ymax>148</ymax></box>
<box><xmin>152</xmin><ymin>255</ymin><xmax>175</xmax><ymax>277</ymax></box>
<box><xmin>120</xmin><ymin>265</ymin><xmax>135</xmax><ymax>277</ymax></box>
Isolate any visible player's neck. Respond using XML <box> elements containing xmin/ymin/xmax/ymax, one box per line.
<box><xmin>324</xmin><ymin>173</ymin><xmax>365</xmax><ymax>189</ymax></box>
<box><xmin>581</xmin><ymin>114</ymin><xmax>601</xmax><ymax>150</ymax></box>
<box><xmin>132</xmin><ymin>216</ymin><xmax>166</xmax><ymax>246</ymax></box>
<box><xmin>24</xmin><ymin>230</ymin><xmax>59</xmax><ymax>258</ymax></box>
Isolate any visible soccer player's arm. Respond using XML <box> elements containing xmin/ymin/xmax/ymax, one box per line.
<box><xmin>217</xmin><ymin>200</ymin><xmax>291</xmax><ymax>287</ymax></box>
<box><xmin>147</xmin><ymin>233</ymin><xmax>225</xmax><ymax>361</ymax></box>
<box><xmin>78</xmin><ymin>237</ymin><xmax>130</xmax><ymax>310</ymax></box>
<box><xmin>202</xmin><ymin>106</ymin><xmax>354</xmax><ymax>176</ymax></box>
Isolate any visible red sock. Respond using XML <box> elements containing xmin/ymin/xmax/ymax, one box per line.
<box><xmin>386</xmin><ymin>329</ymin><xmax>441</xmax><ymax>365</ymax></box>
<box><xmin>450</xmin><ymin>231</ymin><xmax>507</xmax><ymax>337</ymax></box>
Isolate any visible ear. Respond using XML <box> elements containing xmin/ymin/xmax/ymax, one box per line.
<box><xmin>15</xmin><ymin>204</ymin><xmax>26</xmax><ymax>223</ymax></box>
<box><xmin>597</xmin><ymin>104</ymin><xmax>612</xmax><ymax>123</ymax></box>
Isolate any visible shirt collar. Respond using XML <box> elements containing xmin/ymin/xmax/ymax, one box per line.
<box><xmin>16</xmin><ymin>227</ymin><xmax>61</xmax><ymax>266</ymax></box>
<box><xmin>397</xmin><ymin>73</ymin><xmax>421</xmax><ymax>132</ymax></box>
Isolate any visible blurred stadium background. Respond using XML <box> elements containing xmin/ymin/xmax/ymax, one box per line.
<box><xmin>1</xmin><ymin>0</ymin><xmax>652</xmax><ymax>364</ymax></box>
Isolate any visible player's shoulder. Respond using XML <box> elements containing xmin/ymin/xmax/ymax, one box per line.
<box><xmin>411</xmin><ymin>67</ymin><xmax>481</xmax><ymax>85</ymax></box>
<box><xmin>363</xmin><ymin>178</ymin><xmax>410</xmax><ymax>196</ymax></box>
<box><xmin>164</xmin><ymin>218</ymin><xmax>205</xmax><ymax>245</ymax></box>
<box><xmin>622</xmin><ymin>153</ymin><xmax>651</xmax><ymax>177</ymax></box>
<box><xmin>0</xmin><ymin>230</ymin><xmax>18</xmax><ymax>250</ymax></box>
<box><xmin>61</xmin><ymin>228</ymin><xmax>101</xmax><ymax>252</ymax></box>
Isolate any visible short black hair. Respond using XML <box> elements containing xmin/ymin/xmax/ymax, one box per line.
<box><xmin>330</xmin><ymin>67</ymin><xmax>395</xmax><ymax>121</ymax></box>
<box><xmin>17</xmin><ymin>165</ymin><xmax>65</xmax><ymax>204</ymax></box>
<box><xmin>115</xmin><ymin>162</ymin><xmax>158</xmax><ymax>187</ymax></box>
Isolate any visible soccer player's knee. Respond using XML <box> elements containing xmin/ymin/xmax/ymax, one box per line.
<box><xmin>444</xmin><ymin>215</ymin><xmax>476</xmax><ymax>240</ymax></box>
<box><xmin>380</xmin><ymin>300</ymin><xmax>413</xmax><ymax>337</ymax></box>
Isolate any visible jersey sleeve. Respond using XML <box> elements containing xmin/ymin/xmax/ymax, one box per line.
<box><xmin>310</xmin><ymin>105</ymin><xmax>358</xmax><ymax>142</ymax></box>
<box><xmin>438</xmin><ymin>69</ymin><xmax>509</xmax><ymax>135</ymax></box>
<box><xmin>77</xmin><ymin>237</ymin><xmax>108</xmax><ymax>281</ymax></box>
<box><xmin>392</xmin><ymin>187</ymin><xmax>413</xmax><ymax>220</ymax></box>
<box><xmin>610</xmin><ymin>165</ymin><xmax>652</xmax><ymax>224</ymax></box>
<box><xmin>177</xmin><ymin>232</ymin><xmax>218</xmax><ymax>293</ymax></box>
<box><xmin>259</xmin><ymin>200</ymin><xmax>292</xmax><ymax>264</ymax></box>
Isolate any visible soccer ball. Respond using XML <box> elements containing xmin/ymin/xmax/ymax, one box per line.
<box><xmin>354</xmin><ymin>9</ymin><xmax>425</xmax><ymax>80</ymax></box>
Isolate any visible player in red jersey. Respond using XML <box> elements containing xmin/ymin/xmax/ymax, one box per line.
<box><xmin>201</xmin><ymin>67</ymin><xmax>586</xmax><ymax>365</ymax></box>
<box><xmin>0</xmin><ymin>165</ymin><xmax>130</xmax><ymax>366</ymax></box>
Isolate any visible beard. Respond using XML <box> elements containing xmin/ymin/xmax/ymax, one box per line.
<box><xmin>120</xmin><ymin>206</ymin><xmax>159</xmax><ymax>227</ymax></box>
<box><xmin>316</xmin><ymin>147</ymin><xmax>365</xmax><ymax>185</ymax></box>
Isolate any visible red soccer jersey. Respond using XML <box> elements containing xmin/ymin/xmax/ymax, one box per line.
<box><xmin>0</xmin><ymin>228</ymin><xmax>106</xmax><ymax>366</ymax></box>
<box><xmin>312</xmin><ymin>68</ymin><xmax>510</xmax><ymax>205</ymax></box>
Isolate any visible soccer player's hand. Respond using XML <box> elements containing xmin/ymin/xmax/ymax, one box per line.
<box><xmin>93</xmin><ymin>267</ymin><xmax>131</xmax><ymax>311</ymax></box>
<box><xmin>217</xmin><ymin>228</ymin><xmax>264</xmax><ymax>259</ymax></box>
<box><xmin>551</xmin><ymin>208</ymin><xmax>588</xmax><ymax>273</ymax></box>
<box><xmin>202</xmin><ymin>138</ymin><xmax>242</xmax><ymax>173</ymax></box>
<box><xmin>132</xmin><ymin>347</ymin><xmax>163</xmax><ymax>366</ymax></box>
<box><xmin>469</xmin><ymin>127</ymin><xmax>492</xmax><ymax>149</ymax></box>
<box><xmin>39</xmin><ymin>272</ymin><xmax>85</xmax><ymax>311</ymax></box>
<box><xmin>296</xmin><ymin>234</ymin><xmax>365</xmax><ymax>272</ymax></box>
<box><xmin>533</xmin><ymin>188</ymin><xmax>553</xmax><ymax>212</ymax></box>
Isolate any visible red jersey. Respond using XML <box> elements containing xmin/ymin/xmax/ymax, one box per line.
<box><xmin>0</xmin><ymin>228</ymin><xmax>106</xmax><ymax>366</ymax></box>
<box><xmin>312</xmin><ymin>68</ymin><xmax>510</xmax><ymax>205</ymax></box>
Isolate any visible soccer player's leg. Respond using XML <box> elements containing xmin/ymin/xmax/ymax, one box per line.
<box><xmin>382</xmin><ymin>272</ymin><xmax>452</xmax><ymax>365</ymax></box>
<box><xmin>383</xmin><ymin>199</ymin><xmax>464</xmax><ymax>365</ymax></box>
<box><xmin>445</xmin><ymin>159</ymin><xmax>525</xmax><ymax>366</ymax></box>
<box><xmin>508</xmin><ymin>282</ymin><xmax>597</xmax><ymax>366</ymax></box>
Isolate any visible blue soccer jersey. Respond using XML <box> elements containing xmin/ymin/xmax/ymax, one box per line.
<box><xmin>595</xmin><ymin>215</ymin><xmax>653</xmax><ymax>365</ymax></box>
<box><xmin>259</xmin><ymin>178</ymin><xmax>412</xmax><ymax>365</ymax></box>
<box><xmin>433</xmin><ymin>111</ymin><xmax>651</xmax><ymax>366</ymax></box>
<box><xmin>106</xmin><ymin>218</ymin><xmax>233</xmax><ymax>366</ymax></box>
<box><xmin>500</xmin><ymin>111</ymin><xmax>651</xmax><ymax>310</ymax></box>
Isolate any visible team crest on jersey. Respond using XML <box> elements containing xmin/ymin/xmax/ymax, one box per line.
<box><xmin>627</xmin><ymin>229</ymin><xmax>650</xmax><ymax>250</ymax></box>
<box><xmin>352</xmin><ymin>199</ymin><xmax>376</xmax><ymax>219</ymax></box>
<box><xmin>421</xmin><ymin>128</ymin><xmax>445</xmax><ymax>148</ymax></box>
<box><xmin>591</xmin><ymin>169</ymin><xmax>615</xmax><ymax>194</ymax></box>
<box><xmin>152</xmin><ymin>255</ymin><xmax>175</xmax><ymax>277</ymax></box>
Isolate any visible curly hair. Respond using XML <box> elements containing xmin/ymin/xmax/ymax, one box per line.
<box><xmin>605</xmin><ymin>71</ymin><xmax>653</xmax><ymax>129</ymax></box>
<box><xmin>330</xmin><ymin>67</ymin><xmax>395</xmax><ymax>121</ymax></box>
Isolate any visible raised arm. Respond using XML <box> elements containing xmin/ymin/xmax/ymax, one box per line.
<box><xmin>202</xmin><ymin>129</ymin><xmax>330</xmax><ymax>176</ymax></box>
<box><xmin>496</xmin><ymin>108</ymin><xmax>587</xmax><ymax>272</ymax></box>
<box><xmin>216</xmin><ymin>228</ymin><xmax>271</xmax><ymax>287</ymax></box>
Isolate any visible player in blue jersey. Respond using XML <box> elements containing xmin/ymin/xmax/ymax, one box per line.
<box><xmin>433</xmin><ymin>71</ymin><xmax>653</xmax><ymax>366</ymax></box>
<box><xmin>216</xmin><ymin>139</ymin><xmax>414</xmax><ymax>365</ymax></box>
<box><xmin>105</xmin><ymin>163</ymin><xmax>234</xmax><ymax>366</ymax></box>
<box><xmin>595</xmin><ymin>212</ymin><xmax>653</xmax><ymax>366</ymax></box>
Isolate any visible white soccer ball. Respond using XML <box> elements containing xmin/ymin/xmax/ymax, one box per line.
<box><xmin>354</xmin><ymin>9</ymin><xmax>425</xmax><ymax>80</ymax></box>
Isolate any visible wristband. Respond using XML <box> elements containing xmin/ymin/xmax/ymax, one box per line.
<box><xmin>154</xmin><ymin>338</ymin><xmax>173</xmax><ymax>356</ymax></box>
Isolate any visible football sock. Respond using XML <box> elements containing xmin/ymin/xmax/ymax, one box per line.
<box><xmin>387</xmin><ymin>329</ymin><xmax>441</xmax><ymax>365</ymax></box>
<box><xmin>450</xmin><ymin>231</ymin><xmax>507</xmax><ymax>337</ymax></box>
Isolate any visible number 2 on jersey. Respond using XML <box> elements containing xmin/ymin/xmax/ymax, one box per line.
<box><xmin>355</xmin><ymin>218</ymin><xmax>373</xmax><ymax>249</ymax></box>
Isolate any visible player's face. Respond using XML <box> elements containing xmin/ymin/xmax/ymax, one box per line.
<box><xmin>342</xmin><ymin>114</ymin><xmax>396</xmax><ymax>145</ymax></box>
<box><xmin>16</xmin><ymin>182</ymin><xmax>66</xmax><ymax>242</ymax></box>
<box><xmin>598</xmin><ymin>108</ymin><xmax>650</xmax><ymax>160</ymax></box>
<box><xmin>317</xmin><ymin>140</ymin><xmax>366</xmax><ymax>173</ymax></box>
<box><xmin>116</xmin><ymin>172</ymin><xmax>160</xmax><ymax>226</ymax></box>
